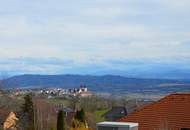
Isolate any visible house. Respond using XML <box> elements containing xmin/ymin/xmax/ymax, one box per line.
<box><xmin>97</xmin><ymin>121</ymin><xmax>138</xmax><ymax>130</ymax></box>
<box><xmin>63</xmin><ymin>107</ymin><xmax>75</xmax><ymax>129</ymax></box>
<box><xmin>118</xmin><ymin>93</ymin><xmax>190</xmax><ymax>130</ymax></box>
<box><xmin>103</xmin><ymin>106</ymin><xmax>128</xmax><ymax>121</ymax></box>
<box><xmin>53</xmin><ymin>104</ymin><xmax>75</xmax><ymax>129</ymax></box>
<box><xmin>64</xmin><ymin>107</ymin><xmax>73</xmax><ymax>114</ymax></box>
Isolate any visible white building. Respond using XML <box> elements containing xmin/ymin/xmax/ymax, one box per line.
<box><xmin>97</xmin><ymin>122</ymin><xmax>138</xmax><ymax>130</ymax></box>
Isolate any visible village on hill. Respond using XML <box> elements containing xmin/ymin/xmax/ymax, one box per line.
<box><xmin>0</xmin><ymin>85</ymin><xmax>190</xmax><ymax>130</ymax></box>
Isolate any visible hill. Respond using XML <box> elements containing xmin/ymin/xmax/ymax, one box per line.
<box><xmin>1</xmin><ymin>74</ymin><xmax>190</xmax><ymax>94</ymax></box>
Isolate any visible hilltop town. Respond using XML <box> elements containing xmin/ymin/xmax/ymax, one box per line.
<box><xmin>9</xmin><ymin>86</ymin><xmax>93</xmax><ymax>98</ymax></box>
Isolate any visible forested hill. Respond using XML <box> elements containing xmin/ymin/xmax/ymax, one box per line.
<box><xmin>2</xmin><ymin>74</ymin><xmax>190</xmax><ymax>93</ymax></box>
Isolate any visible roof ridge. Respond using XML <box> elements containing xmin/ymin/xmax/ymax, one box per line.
<box><xmin>155</xmin><ymin>93</ymin><xmax>190</xmax><ymax>103</ymax></box>
<box><xmin>167</xmin><ymin>93</ymin><xmax>190</xmax><ymax>96</ymax></box>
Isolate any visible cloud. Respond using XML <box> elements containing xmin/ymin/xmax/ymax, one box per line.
<box><xmin>0</xmin><ymin>57</ymin><xmax>75</xmax><ymax>75</ymax></box>
<box><xmin>157</xmin><ymin>0</ymin><xmax>190</xmax><ymax>12</ymax></box>
<box><xmin>0</xmin><ymin>0</ymin><xmax>190</xmax><ymax>74</ymax></box>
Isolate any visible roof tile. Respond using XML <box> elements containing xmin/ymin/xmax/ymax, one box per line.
<box><xmin>118</xmin><ymin>93</ymin><xmax>190</xmax><ymax>130</ymax></box>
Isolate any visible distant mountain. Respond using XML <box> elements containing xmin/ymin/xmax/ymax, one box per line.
<box><xmin>1</xmin><ymin>58</ymin><xmax>190</xmax><ymax>80</ymax></box>
<box><xmin>2</xmin><ymin>74</ymin><xmax>190</xmax><ymax>94</ymax></box>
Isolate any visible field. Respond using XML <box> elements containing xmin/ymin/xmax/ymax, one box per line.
<box><xmin>95</xmin><ymin>109</ymin><xmax>109</xmax><ymax>122</ymax></box>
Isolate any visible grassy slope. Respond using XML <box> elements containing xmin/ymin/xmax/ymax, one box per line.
<box><xmin>95</xmin><ymin>109</ymin><xmax>109</xmax><ymax>122</ymax></box>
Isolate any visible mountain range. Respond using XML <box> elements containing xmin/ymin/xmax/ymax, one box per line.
<box><xmin>1</xmin><ymin>74</ymin><xmax>190</xmax><ymax>94</ymax></box>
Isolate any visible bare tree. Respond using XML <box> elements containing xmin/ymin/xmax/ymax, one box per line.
<box><xmin>33</xmin><ymin>97</ymin><xmax>57</xmax><ymax>130</ymax></box>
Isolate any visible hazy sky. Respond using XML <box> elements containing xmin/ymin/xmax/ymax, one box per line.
<box><xmin>0</xmin><ymin>0</ymin><xmax>190</xmax><ymax>75</ymax></box>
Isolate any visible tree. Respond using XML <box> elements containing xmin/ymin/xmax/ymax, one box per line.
<box><xmin>74</xmin><ymin>108</ymin><xmax>87</xmax><ymax>129</ymax></box>
<box><xmin>74</xmin><ymin>109</ymin><xmax>85</xmax><ymax>123</ymax></box>
<box><xmin>57</xmin><ymin>110</ymin><xmax>65</xmax><ymax>130</ymax></box>
<box><xmin>21</xmin><ymin>94</ymin><xmax>34</xmax><ymax>130</ymax></box>
<box><xmin>79</xmin><ymin>109</ymin><xmax>85</xmax><ymax>123</ymax></box>
<box><xmin>71</xmin><ymin>118</ymin><xmax>87</xmax><ymax>130</ymax></box>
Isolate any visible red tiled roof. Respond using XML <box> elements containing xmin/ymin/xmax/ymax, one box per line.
<box><xmin>118</xmin><ymin>93</ymin><xmax>190</xmax><ymax>130</ymax></box>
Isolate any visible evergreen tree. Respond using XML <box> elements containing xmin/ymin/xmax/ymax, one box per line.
<box><xmin>72</xmin><ymin>109</ymin><xmax>87</xmax><ymax>130</ymax></box>
<box><xmin>21</xmin><ymin>94</ymin><xmax>34</xmax><ymax>130</ymax></box>
<box><xmin>74</xmin><ymin>110</ymin><xmax>80</xmax><ymax>121</ymax></box>
<box><xmin>57</xmin><ymin>110</ymin><xmax>65</xmax><ymax>130</ymax></box>
<box><xmin>79</xmin><ymin>108</ymin><xmax>85</xmax><ymax>123</ymax></box>
<box><xmin>74</xmin><ymin>109</ymin><xmax>85</xmax><ymax>123</ymax></box>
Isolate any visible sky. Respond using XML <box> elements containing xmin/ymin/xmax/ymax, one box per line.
<box><xmin>0</xmin><ymin>0</ymin><xmax>190</xmax><ymax>77</ymax></box>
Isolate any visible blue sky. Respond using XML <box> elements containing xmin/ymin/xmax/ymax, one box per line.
<box><xmin>0</xmin><ymin>0</ymin><xmax>190</xmax><ymax>76</ymax></box>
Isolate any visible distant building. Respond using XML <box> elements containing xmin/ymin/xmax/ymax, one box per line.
<box><xmin>118</xmin><ymin>93</ymin><xmax>190</xmax><ymax>130</ymax></box>
<box><xmin>78</xmin><ymin>86</ymin><xmax>88</xmax><ymax>94</ymax></box>
<box><xmin>79</xmin><ymin>91</ymin><xmax>93</xmax><ymax>97</ymax></box>
<box><xmin>102</xmin><ymin>106</ymin><xmax>127</xmax><ymax>121</ymax></box>
<box><xmin>80</xmin><ymin>86</ymin><xmax>88</xmax><ymax>92</ymax></box>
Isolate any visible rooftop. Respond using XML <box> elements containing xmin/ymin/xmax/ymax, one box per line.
<box><xmin>118</xmin><ymin>93</ymin><xmax>190</xmax><ymax>130</ymax></box>
<box><xmin>97</xmin><ymin>121</ymin><xmax>138</xmax><ymax>127</ymax></box>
